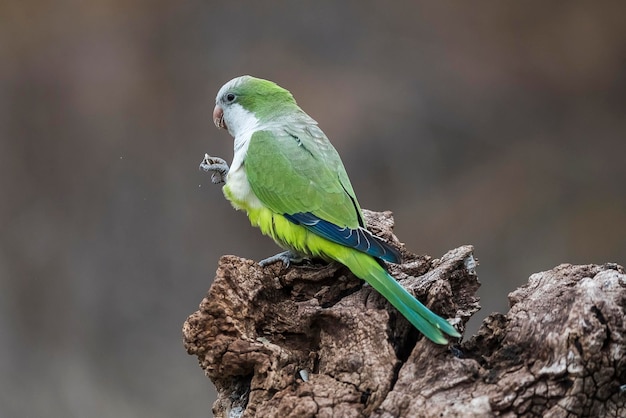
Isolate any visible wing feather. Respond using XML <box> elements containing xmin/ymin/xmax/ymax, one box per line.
<box><xmin>245</xmin><ymin>125</ymin><xmax>400</xmax><ymax>263</ymax></box>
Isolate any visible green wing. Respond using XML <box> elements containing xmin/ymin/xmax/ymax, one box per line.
<box><xmin>246</xmin><ymin>124</ymin><xmax>362</xmax><ymax>229</ymax></box>
<box><xmin>245</xmin><ymin>121</ymin><xmax>402</xmax><ymax>263</ymax></box>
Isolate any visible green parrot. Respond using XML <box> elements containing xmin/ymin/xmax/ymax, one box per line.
<box><xmin>201</xmin><ymin>75</ymin><xmax>460</xmax><ymax>344</ymax></box>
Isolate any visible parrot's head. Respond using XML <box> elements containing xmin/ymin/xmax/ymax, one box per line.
<box><xmin>213</xmin><ymin>75</ymin><xmax>297</xmax><ymax>137</ymax></box>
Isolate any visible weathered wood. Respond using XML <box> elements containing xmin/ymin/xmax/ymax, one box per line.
<box><xmin>183</xmin><ymin>210</ymin><xmax>626</xmax><ymax>417</ymax></box>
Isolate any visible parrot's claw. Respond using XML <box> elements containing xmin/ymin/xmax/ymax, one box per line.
<box><xmin>200</xmin><ymin>154</ymin><xmax>229</xmax><ymax>184</ymax></box>
<box><xmin>259</xmin><ymin>251</ymin><xmax>303</xmax><ymax>268</ymax></box>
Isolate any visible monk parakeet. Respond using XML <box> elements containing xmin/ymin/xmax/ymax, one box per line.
<box><xmin>201</xmin><ymin>75</ymin><xmax>460</xmax><ymax>344</ymax></box>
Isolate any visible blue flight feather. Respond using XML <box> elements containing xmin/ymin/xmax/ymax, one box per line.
<box><xmin>284</xmin><ymin>212</ymin><xmax>402</xmax><ymax>263</ymax></box>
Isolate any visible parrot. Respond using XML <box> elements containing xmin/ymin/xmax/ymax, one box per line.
<box><xmin>200</xmin><ymin>75</ymin><xmax>460</xmax><ymax>344</ymax></box>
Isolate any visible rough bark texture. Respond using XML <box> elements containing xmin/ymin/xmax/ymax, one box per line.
<box><xmin>183</xmin><ymin>210</ymin><xmax>626</xmax><ymax>418</ymax></box>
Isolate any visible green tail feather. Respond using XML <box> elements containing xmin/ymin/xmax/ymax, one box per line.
<box><xmin>338</xmin><ymin>250</ymin><xmax>461</xmax><ymax>345</ymax></box>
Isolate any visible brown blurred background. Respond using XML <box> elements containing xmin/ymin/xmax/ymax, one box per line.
<box><xmin>1</xmin><ymin>1</ymin><xmax>625</xmax><ymax>416</ymax></box>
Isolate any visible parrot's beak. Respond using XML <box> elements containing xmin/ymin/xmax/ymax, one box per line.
<box><xmin>213</xmin><ymin>105</ymin><xmax>226</xmax><ymax>130</ymax></box>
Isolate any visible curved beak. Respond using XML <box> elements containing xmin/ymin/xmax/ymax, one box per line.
<box><xmin>213</xmin><ymin>105</ymin><xmax>226</xmax><ymax>129</ymax></box>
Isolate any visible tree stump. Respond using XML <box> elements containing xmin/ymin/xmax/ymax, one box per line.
<box><xmin>183</xmin><ymin>210</ymin><xmax>626</xmax><ymax>417</ymax></box>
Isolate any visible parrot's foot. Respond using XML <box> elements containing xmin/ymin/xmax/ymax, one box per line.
<box><xmin>199</xmin><ymin>154</ymin><xmax>229</xmax><ymax>184</ymax></box>
<box><xmin>259</xmin><ymin>251</ymin><xmax>303</xmax><ymax>268</ymax></box>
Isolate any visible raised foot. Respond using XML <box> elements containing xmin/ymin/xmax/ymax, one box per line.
<box><xmin>259</xmin><ymin>251</ymin><xmax>303</xmax><ymax>268</ymax></box>
<box><xmin>199</xmin><ymin>154</ymin><xmax>229</xmax><ymax>184</ymax></box>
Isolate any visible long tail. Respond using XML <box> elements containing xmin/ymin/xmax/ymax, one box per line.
<box><xmin>335</xmin><ymin>249</ymin><xmax>461</xmax><ymax>345</ymax></box>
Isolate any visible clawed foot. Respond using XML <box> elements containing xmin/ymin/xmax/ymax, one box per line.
<box><xmin>199</xmin><ymin>154</ymin><xmax>229</xmax><ymax>184</ymax></box>
<box><xmin>259</xmin><ymin>250</ymin><xmax>304</xmax><ymax>268</ymax></box>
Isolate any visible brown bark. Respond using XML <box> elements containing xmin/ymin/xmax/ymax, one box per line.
<box><xmin>183</xmin><ymin>210</ymin><xmax>626</xmax><ymax>417</ymax></box>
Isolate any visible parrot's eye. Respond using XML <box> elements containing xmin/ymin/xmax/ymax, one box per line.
<box><xmin>225</xmin><ymin>93</ymin><xmax>236</xmax><ymax>103</ymax></box>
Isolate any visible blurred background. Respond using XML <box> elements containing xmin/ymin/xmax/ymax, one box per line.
<box><xmin>2</xmin><ymin>1</ymin><xmax>625</xmax><ymax>416</ymax></box>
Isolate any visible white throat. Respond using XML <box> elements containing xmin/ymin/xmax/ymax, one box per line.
<box><xmin>225</xmin><ymin>103</ymin><xmax>259</xmax><ymax>172</ymax></box>
<box><xmin>222</xmin><ymin>104</ymin><xmax>263</xmax><ymax>210</ymax></box>
<box><xmin>225</xmin><ymin>103</ymin><xmax>258</xmax><ymax>139</ymax></box>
